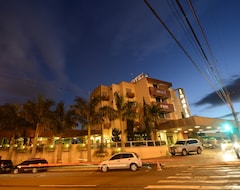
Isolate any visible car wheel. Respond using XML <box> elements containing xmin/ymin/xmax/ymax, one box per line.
<box><xmin>197</xmin><ymin>147</ymin><xmax>202</xmax><ymax>154</ymax></box>
<box><xmin>101</xmin><ymin>165</ymin><xmax>108</xmax><ymax>172</ymax></box>
<box><xmin>13</xmin><ymin>169</ymin><xmax>19</xmax><ymax>174</ymax></box>
<box><xmin>182</xmin><ymin>149</ymin><xmax>187</xmax><ymax>156</ymax></box>
<box><xmin>32</xmin><ymin>168</ymin><xmax>38</xmax><ymax>173</ymax></box>
<box><xmin>130</xmin><ymin>163</ymin><xmax>138</xmax><ymax>171</ymax></box>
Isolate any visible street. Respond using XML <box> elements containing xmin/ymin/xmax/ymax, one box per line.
<box><xmin>1</xmin><ymin>148</ymin><xmax>240</xmax><ymax>190</ymax></box>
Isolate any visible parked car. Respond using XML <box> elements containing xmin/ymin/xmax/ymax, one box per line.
<box><xmin>202</xmin><ymin>137</ymin><xmax>217</xmax><ymax>149</ymax></box>
<box><xmin>99</xmin><ymin>152</ymin><xmax>142</xmax><ymax>172</ymax></box>
<box><xmin>169</xmin><ymin>138</ymin><xmax>203</xmax><ymax>156</ymax></box>
<box><xmin>13</xmin><ymin>158</ymin><xmax>48</xmax><ymax>174</ymax></box>
<box><xmin>0</xmin><ymin>160</ymin><xmax>13</xmax><ymax>174</ymax></box>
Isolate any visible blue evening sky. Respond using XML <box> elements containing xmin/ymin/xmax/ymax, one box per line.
<box><xmin>0</xmin><ymin>0</ymin><xmax>240</xmax><ymax>120</ymax></box>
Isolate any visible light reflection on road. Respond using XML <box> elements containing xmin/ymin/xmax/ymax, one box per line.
<box><xmin>221</xmin><ymin>149</ymin><xmax>237</xmax><ymax>161</ymax></box>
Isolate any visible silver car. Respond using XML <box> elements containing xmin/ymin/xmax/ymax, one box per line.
<box><xmin>99</xmin><ymin>152</ymin><xmax>142</xmax><ymax>172</ymax></box>
<box><xmin>169</xmin><ymin>138</ymin><xmax>203</xmax><ymax>156</ymax></box>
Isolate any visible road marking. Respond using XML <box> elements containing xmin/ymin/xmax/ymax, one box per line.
<box><xmin>39</xmin><ymin>184</ymin><xmax>97</xmax><ymax>188</ymax></box>
<box><xmin>167</xmin><ymin>176</ymin><xmax>192</xmax><ymax>179</ymax></box>
<box><xmin>144</xmin><ymin>185</ymin><xmax>240</xmax><ymax>189</ymax></box>
<box><xmin>158</xmin><ymin>179</ymin><xmax>240</xmax><ymax>183</ymax></box>
<box><xmin>145</xmin><ymin>165</ymin><xmax>240</xmax><ymax>189</ymax></box>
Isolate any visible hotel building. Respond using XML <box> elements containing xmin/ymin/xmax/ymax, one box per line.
<box><xmin>90</xmin><ymin>73</ymin><xmax>191</xmax><ymax>145</ymax></box>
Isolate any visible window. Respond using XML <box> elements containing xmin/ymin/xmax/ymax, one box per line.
<box><xmin>122</xmin><ymin>154</ymin><xmax>133</xmax><ymax>159</ymax></box>
<box><xmin>110</xmin><ymin>154</ymin><xmax>122</xmax><ymax>160</ymax></box>
<box><xmin>147</xmin><ymin>141</ymin><xmax>154</xmax><ymax>146</ymax></box>
<box><xmin>187</xmin><ymin>140</ymin><xmax>197</xmax><ymax>144</ymax></box>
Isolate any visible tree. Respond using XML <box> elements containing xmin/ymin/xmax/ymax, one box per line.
<box><xmin>143</xmin><ymin>102</ymin><xmax>162</xmax><ymax>141</ymax></box>
<box><xmin>113</xmin><ymin>92</ymin><xmax>138</xmax><ymax>150</ymax></box>
<box><xmin>97</xmin><ymin>105</ymin><xmax>117</xmax><ymax>151</ymax></box>
<box><xmin>71</xmin><ymin>96</ymin><xmax>102</xmax><ymax>162</ymax></box>
<box><xmin>49</xmin><ymin>101</ymin><xmax>78</xmax><ymax>163</ymax></box>
<box><xmin>19</xmin><ymin>96</ymin><xmax>55</xmax><ymax>158</ymax></box>
<box><xmin>0</xmin><ymin>103</ymin><xmax>30</xmax><ymax>159</ymax></box>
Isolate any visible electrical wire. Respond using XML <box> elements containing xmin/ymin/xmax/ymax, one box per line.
<box><xmin>144</xmin><ymin>0</ymin><xmax>225</xmax><ymax>104</ymax></box>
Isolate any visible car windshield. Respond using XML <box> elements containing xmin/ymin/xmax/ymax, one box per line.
<box><xmin>175</xmin><ymin>141</ymin><xmax>186</xmax><ymax>145</ymax></box>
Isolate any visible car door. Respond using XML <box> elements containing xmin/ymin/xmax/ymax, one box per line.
<box><xmin>187</xmin><ymin>140</ymin><xmax>197</xmax><ymax>152</ymax></box>
<box><xmin>107</xmin><ymin>153</ymin><xmax>123</xmax><ymax>169</ymax></box>
<box><xmin>121</xmin><ymin>153</ymin><xmax>133</xmax><ymax>168</ymax></box>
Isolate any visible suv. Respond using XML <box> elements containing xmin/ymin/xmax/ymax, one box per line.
<box><xmin>99</xmin><ymin>152</ymin><xmax>142</xmax><ymax>172</ymax></box>
<box><xmin>13</xmin><ymin>158</ymin><xmax>48</xmax><ymax>174</ymax></box>
<box><xmin>169</xmin><ymin>138</ymin><xmax>203</xmax><ymax>156</ymax></box>
<box><xmin>0</xmin><ymin>160</ymin><xmax>13</xmax><ymax>174</ymax></box>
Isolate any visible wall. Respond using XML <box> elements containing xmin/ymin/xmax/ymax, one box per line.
<box><xmin>0</xmin><ymin>144</ymin><xmax>169</xmax><ymax>165</ymax></box>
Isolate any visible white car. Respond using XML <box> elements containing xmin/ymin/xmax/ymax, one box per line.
<box><xmin>169</xmin><ymin>138</ymin><xmax>203</xmax><ymax>156</ymax></box>
<box><xmin>99</xmin><ymin>152</ymin><xmax>142</xmax><ymax>172</ymax></box>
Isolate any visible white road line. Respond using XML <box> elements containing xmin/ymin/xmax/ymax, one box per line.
<box><xmin>39</xmin><ymin>184</ymin><xmax>97</xmax><ymax>188</ymax></box>
<box><xmin>176</xmin><ymin>172</ymin><xmax>192</xmax><ymax>175</ymax></box>
<box><xmin>157</xmin><ymin>179</ymin><xmax>240</xmax><ymax>183</ymax></box>
<box><xmin>167</xmin><ymin>176</ymin><xmax>192</xmax><ymax>179</ymax></box>
<box><xmin>144</xmin><ymin>185</ymin><xmax>240</xmax><ymax>189</ymax></box>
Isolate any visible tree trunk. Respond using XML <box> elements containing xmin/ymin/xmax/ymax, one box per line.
<box><xmin>56</xmin><ymin>134</ymin><xmax>63</xmax><ymax>163</ymax></box>
<box><xmin>7</xmin><ymin>135</ymin><xmax>15</xmax><ymax>160</ymax></box>
<box><xmin>100</xmin><ymin>123</ymin><xmax>104</xmax><ymax>152</ymax></box>
<box><xmin>120</xmin><ymin>120</ymin><xmax>125</xmax><ymax>151</ymax></box>
<box><xmin>87</xmin><ymin>125</ymin><xmax>91</xmax><ymax>162</ymax></box>
<box><xmin>31</xmin><ymin>123</ymin><xmax>40</xmax><ymax>158</ymax></box>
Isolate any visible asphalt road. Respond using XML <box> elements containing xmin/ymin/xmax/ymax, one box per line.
<box><xmin>1</xmin><ymin>148</ymin><xmax>240</xmax><ymax>190</ymax></box>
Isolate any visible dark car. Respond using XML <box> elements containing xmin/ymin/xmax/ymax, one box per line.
<box><xmin>0</xmin><ymin>160</ymin><xmax>14</xmax><ymax>174</ymax></box>
<box><xmin>13</xmin><ymin>158</ymin><xmax>48</xmax><ymax>174</ymax></box>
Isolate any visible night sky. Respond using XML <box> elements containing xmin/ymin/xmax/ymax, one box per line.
<box><xmin>1</xmin><ymin>0</ymin><xmax>240</xmax><ymax>120</ymax></box>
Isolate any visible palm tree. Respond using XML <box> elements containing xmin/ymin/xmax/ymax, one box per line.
<box><xmin>19</xmin><ymin>96</ymin><xmax>55</xmax><ymax>158</ymax></box>
<box><xmin>113</xmin><ymin>92</ymin><xmax>138</xmax><ymax>151</ymax></box>
<box><xmin>0</xmin><ymin>103</ymin><xmax>30</xmax><ymax>159</ymax></box>
<box><xmin>70</xmin><ymin>96</ymin><xmax>102</xmax><ymax>162</ymax></box>
<box><xmin>49</xmin><ymin>101</ymin><xmax>78</xmax><ymax>163</ymax></box>
<box><xmin>143</xmin><ymin>102</ymin><xmax>162</xmax><ymax>141</ymax></box>
<box><xmin>97</xmin><ymin>105</ymin><xmax>117</xmax><ymax>152</ymax></box>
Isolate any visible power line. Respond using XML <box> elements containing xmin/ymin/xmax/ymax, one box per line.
<box><xmin>144</xmin><ymin>0</ymin><xmax>224</xmax><ymax>104</ymax></box>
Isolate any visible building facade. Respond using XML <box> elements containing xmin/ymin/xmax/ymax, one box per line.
<box><xmin>90</xmin><ymin>73</ymin><xmax>191</xmax><ymax>145</ymax></box>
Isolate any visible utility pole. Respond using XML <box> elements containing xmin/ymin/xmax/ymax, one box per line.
<box><xmin>226</xmin><ymin>91</ymin><xmax>240</xmax><ymax>134</ymax></box>
<box><xmin>226</xmin><ymin>91</ymin><xmax>240</xmax><ymax>158</ymax></box>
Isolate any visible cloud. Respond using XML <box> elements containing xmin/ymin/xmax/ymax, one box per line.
<box><xmin>194</xmin><ymin>76</ymin><xmax>240</xmax><ymax>107</ymax></box>
<box><xmin>0</xmin><ymin>1</ymin><xmax>83</xmax><ymax>105</ymax></box>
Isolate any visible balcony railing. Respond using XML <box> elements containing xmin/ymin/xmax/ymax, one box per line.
<box><xmin>152</xmin><ymin>102</ymin><xmax>174</xmax><ymax>113</ymax></box>
<box><xmin>149</xmin><ymin>87</ymin><xmax>170</xmax><ymax>98</ymax></box>
<box><xmin>101</xmin><ymin>95</ymin><xmax>109</xmax><ymax>101</ymax></box>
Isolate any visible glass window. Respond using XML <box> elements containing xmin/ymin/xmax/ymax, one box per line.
<box><xmin>147</xmin><ymin>141</ymin><xmax>154</xmax><ymax>146</ymax></box>
<box><xmin>110</xmin><ymin>154</ymin><xmax>122</xmax><ymax>160</ymax></box>
<box><xmin>122</xmin><ymin>154</ymin><xmax>133</xmax><ymax>158</ymax></box>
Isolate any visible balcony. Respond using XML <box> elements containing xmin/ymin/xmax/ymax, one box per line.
<box><xmin>149</xmin><ymin>87</ymin><xmax>170</xmax><ymax>98</ymax></box>
<box><xmin>101</xmin><ymin>95</ymin><xmax>109</xmax><ymax>101</ymax></box>
<box><xmin>126</xmin><ymin>91</ymin><xmax>135</xmax><ymax>98</ymax></box>
<box><xmin>152</xmin><ymin>102</ymin><xmax>174</xmax><ymax>113</ymax></box>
